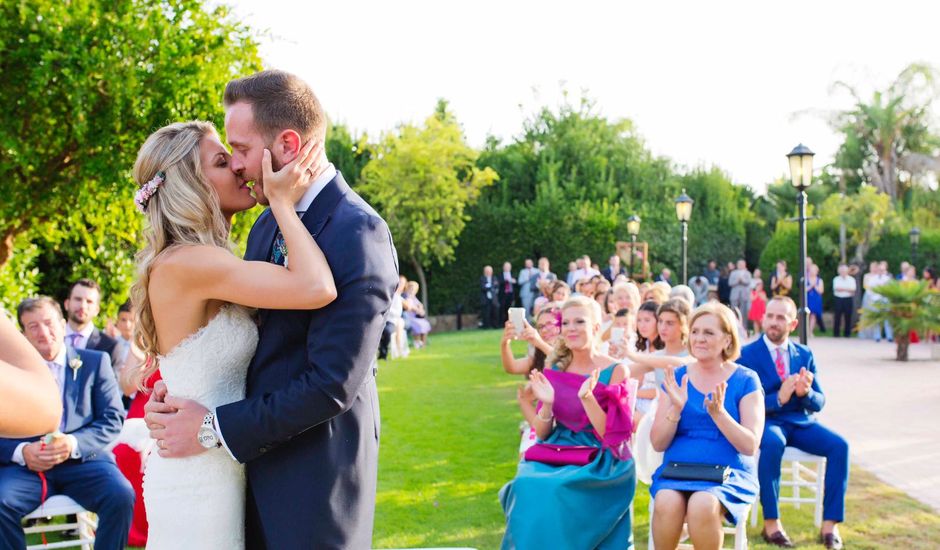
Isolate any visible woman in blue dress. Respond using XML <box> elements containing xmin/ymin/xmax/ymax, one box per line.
<box><xmin>649</xmin><ymin>302</ymin><xmax>765</xmax><ymax>550</ymax></box>
<box><xmin>500</xmin><ymin>295</ymin><xmax>637</xmax><ymax>549</ymax></box>
<box><xmin>806</xmin><ymin>264</ymin><xmax>825</xmax><ymax>335</ymax></box>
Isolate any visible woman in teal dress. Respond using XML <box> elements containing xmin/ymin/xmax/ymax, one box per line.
<box><xmin>500</xmin><ymin>296</ymin><xmax>637</xmax><ymax>550</ymax></box>
<box><xmin>649</xmin><ymin>303</ymin><xmax>765</xmax><ymax>550</ymax></box>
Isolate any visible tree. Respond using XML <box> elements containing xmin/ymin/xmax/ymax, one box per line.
<box><xmin>0</xmin><ymin>0</ymin><xmax>261</xmax><ymax>312</ymax></box>
<box><xmin>358</xmin><ymin>100</ymin><xmax>498</xmax><ymax>311</ymax></box>
<box><xmin>830</xmin><ymin>63</ymin><xmax>940</xmax><ymax>205</ymax></box>
<box><xmin>817</xmin><ymin>186</ymin><xmax>894</xmax><ymax>263</ymax></box>
<box><xmin>326</xmin><ymin>121</ymin><xmax>373</xmax><ymax>188</ymax></box>
<box><xmin>858</xmin><ymin>280</ymin><xmax>940</xmax><ymax>361</ymax></box>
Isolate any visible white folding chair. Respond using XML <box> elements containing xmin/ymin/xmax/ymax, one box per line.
<box><xmin>24</xmin><ymin>495</ymin><xmax>97</xmax><ymax>550</ymax></box>
<box><xmin>751</xmin><ymin>446</ymin><xmax>827</xmax><ymax>528</ymax></box>
<box><xmin>648</xmin><ymin>496</ymin><xmax>748</xmax><ymax>550</ymax></box>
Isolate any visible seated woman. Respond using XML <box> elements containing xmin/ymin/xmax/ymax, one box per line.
<box><xmin>402</xmin><ymin>281</ymin><xmax>431</xmax><ymax>348</ymax></box>
<box><xmin>501</xmin><ymin>303</ymin><xmax>562</xmax><ymax>455</ymax></box>
<box><xmin>500</xmin><ymin>296</ymin><xmax>636</xmax><ymax>549</ymax></box>
<box><xmin>649</xmin><ymin>303</ymin><xmax>764</xmax><ymax>550</ymax></box>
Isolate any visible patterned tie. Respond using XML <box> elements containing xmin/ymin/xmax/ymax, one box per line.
<box><xmin>270</xmin><ymin>213</ymin><xmax>306</xmax><ymax>266</ymax></box>
<box><xmin>775</xmin><ymin>347</ymin><xmax>787</xmax><ymax>381</ymax></box>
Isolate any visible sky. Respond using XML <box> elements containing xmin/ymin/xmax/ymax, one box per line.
<box><xmin>226</xmin><ymin>0</ymin><xmax>939</xmax><ymax>193</ymax></box>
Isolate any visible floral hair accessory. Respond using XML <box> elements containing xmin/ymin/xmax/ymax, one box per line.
<box><xmin>135</xmin><ymin>170</ymin><xmax>166</xmax><ymax>213</ymax></box>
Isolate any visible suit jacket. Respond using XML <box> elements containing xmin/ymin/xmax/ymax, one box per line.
<box><xmin>480</xmin><ymin>275</ymin><xmax>499</xmax><ymax>306</ymax></box>
<box><xmin>602</xmin><ymin>266</ymin><xmax>626</xmax><ymax>283</ymax></box>
<box><xmin>498</xmin><ymin>272</ymin><xmax>515</xmax><ymax>300</ymax></box>
<box><xmin>216</xmin><ymin>172</ymin><xmax>399</xmax><ymax>549</ymax></box>
<box><xmin>0</xmin><ymin>347</ymin><xmax>124</xmax><ymax>464</ymax></box>
<box><xmin>86</xmin><ymin>327</ymin><xmax>119</xmax><ymax>362</ymax></box>
<box><xmin>737</xmin><ymin>338</ymin><xmax>825</xmax><ymax>427</ymax></box>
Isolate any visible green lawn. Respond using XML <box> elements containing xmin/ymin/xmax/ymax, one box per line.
<box><xmin>26</xmin><ymin>329</ymin><xmax>940</xmax><ymax>548</ymax></box>
<box><xmin>373</xmin><ymin>329</ymin><xmax>940</xmax><ymax>549</ymax></box>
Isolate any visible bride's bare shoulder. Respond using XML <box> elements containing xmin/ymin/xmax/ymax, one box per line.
<box><xmin>150</xmin><ymin>245</ymin><xmax>236</xmax><ymax>281</ymax></box>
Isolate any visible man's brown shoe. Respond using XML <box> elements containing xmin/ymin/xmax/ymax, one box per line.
<box><xmin>820</xmin><ymin>531</ymin><xmax>844</xmax><ymax>549</ymax></box>
<box><xmin>761</xmin><ymin>529</ymin><xmax>796</xmax><ymax>548</ymax></box>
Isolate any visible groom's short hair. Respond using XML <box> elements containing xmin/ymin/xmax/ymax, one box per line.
<box><xmin>224</xmin><ymin>70</ymin><xmax>325</xmax><ymax>142</ymax></box>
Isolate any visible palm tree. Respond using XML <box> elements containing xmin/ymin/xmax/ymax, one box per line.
<box><xmin>858</xmin><ymin>280</ymin><xmax>940</xmax><ymax>361</ymax></box>
<box><xmin>830</xmin><ymin>63</ymin><xmax>939</xmax><ymax>205</ymax></box>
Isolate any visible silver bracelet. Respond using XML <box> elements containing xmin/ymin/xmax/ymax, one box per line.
<box><xmin>536</xmin><ymin>408</ymin><xmax>554</xmax><ymax>422</ymax></box>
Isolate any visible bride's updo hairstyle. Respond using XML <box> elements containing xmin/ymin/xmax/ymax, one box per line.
<box><xmin>129</xmin><ymin>121</ymin><xmax>232</xmax><ymax>385</ymax></box>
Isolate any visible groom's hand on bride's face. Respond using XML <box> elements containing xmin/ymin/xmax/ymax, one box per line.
<box><xmin>151</xmin><ymin>395</ymin><xmax>210</xmax><ymax>458</ymax></box>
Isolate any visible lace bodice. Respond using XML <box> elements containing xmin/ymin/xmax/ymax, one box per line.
<box><xmin>157</xmin><ymin>305</ymin><xmax>258</xmax><ymax>410</ymax></box>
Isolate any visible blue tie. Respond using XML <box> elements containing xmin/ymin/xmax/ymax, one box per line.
<box><xmin>269</xmin><ymin>212</ymin><xmax>306</xmax><ymax>266</ymax></box>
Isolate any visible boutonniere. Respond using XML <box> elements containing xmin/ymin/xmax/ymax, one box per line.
<box><xmin>69</xmin><ymin>357</ymin><xmax>83</xmax><ymax>381</ymax></box>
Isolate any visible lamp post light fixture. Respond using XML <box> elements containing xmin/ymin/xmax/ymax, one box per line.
<box><xmin>910</xmin><ymin>227</ymin><xmax>921</xmax><ymax>265</ymax></box>
<box><xmin>627</xmin><ymin>215</ymin><xmax>641</xmax><ymax>279</ymax></box>
<box><xmin>674</xmin><ymin>189</ymin><xmax>694</xmax><ymax>284</ymax></box>
<box><xmin>787</xmin><ymin>143</ymin><xmax>815</xmax><ymax>345</ymax></box>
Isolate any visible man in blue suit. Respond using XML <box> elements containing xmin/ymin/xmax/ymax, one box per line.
<box><xmin>0</xmin><ymin>297</ymin><xmax>132</xmax><ymax>550</ymax></box>
<box><xmin>738</xmin><ymin>296</ymin><xmax>849</xmax><ymax>549</ymax></box>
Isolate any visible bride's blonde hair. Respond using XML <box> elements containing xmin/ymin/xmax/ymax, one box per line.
<box><xmin>129</xmin><ymin>121</ymin><xmax>233</xmax><ymax>386</ymax></box>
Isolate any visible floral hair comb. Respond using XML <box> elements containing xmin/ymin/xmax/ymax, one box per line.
<box><xmin>135</xmin><ymin>171</ymin><xmax>166</xmax><ymax>213</ymax></box>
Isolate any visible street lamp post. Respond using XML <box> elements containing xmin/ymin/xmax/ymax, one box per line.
<box><xmin>627</xmin><ymin>215</ymin><xmax>641</xmax><ymax>280</ymax></box>
<box><xmin>910</xmin><ymin>227</ymin><xmax>921</xmax><ymax>265</ymax></box>
<box><xmin>674</xmin><ymin>190</ymin><xmax>694</xmax><ymax>284</ymax></box>
<box><xmin>787</xmin><ymin>143</ymin><xmax>815</xmax><ymax>345</ymax></box>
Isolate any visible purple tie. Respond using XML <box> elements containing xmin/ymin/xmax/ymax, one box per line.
<box><xmin>67</xmin><ymin>333</ymin><xmax>82</xmax><ymax>349</ymax></box>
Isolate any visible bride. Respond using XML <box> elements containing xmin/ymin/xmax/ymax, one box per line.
<box><xmin>129</xmin><ymin>121</ymin><xmax>335</xmax><ymax>548</ymax></box>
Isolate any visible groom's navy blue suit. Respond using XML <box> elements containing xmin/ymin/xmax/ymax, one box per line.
<box><xmin>217</xmin><ymin>172</ymin><xmax>399</xmax><ymax>549</ymax></box>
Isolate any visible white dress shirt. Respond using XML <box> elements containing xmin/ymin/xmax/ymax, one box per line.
<box><xmin>762</xmin><ymin>334</ymin><xmax>790</xmax><ymax>376</ymax></box>
<box><xmin>832</xmin><ymin>275</ymin><xmax>857</xmax><ymax>298</ymax></box>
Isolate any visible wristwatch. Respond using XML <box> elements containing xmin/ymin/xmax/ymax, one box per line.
<box><xmin>197</xmin><ymin>412</ymin><xmax>222</xmax><ymax>449</ymax></box>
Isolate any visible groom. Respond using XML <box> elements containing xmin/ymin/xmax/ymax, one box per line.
<box><xmin>146</xmin><ymin>70</ymin><xmax>399</xmax><ymax>549</ymax></box>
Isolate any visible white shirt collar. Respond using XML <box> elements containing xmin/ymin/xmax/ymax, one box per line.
<box><xmin>51</xmin><ymin>346</ymin><xmax>67</xmax><ymax>369</ymax></box>
<box><xmin>762</xmin><ymin>334</ymin><xmax>789</xmax><ymax>356</ymax></box>
<box><xmin>294</xmin><ymin>163</ymin><xmax>337</xmax><ymax>214</ymax></box>
<box><xmin>65</xmin><ymin>323</ymin><xmax>94</xmax><ymax>341</ymax></box>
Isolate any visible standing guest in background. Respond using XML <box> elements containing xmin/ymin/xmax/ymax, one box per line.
<box><xmin>748</xmin><ymin>280</ymin><xmax>768</xmax><ymax>336</ymax></box>
<box><xmin>582</xmin><ymin>255</ymin><xmax>600</xmax><ymax>277</ymax></box>
<box><xmin>832</xmin><ymin>264</ymin><xmax>856</xmax><ymax>338</ymax></box>
<box><xmin>378</xmin><ymin>277</ymin><xmax>407</xmax><ymax>360</ymax></box>
<box><xmin>859</xmin><ymin>261</ymin><xmax>881</xmax><ymax>341</ymax></box>
<box><xmin>896</xmin><ymin>261</ymin><xmax>910</xmax><ymax>280</ymax></box>
<box><xmin>704</xmin><ymin>260</ymin><xmax>721</xmax><ymax>286</ymax></box>
<box><xmin>480</xmin><ymin>265</ymin><xmax>500</xmax><ymax>329</ymax></box>
<box><xmin>603</xmin><ymin>255</ymin><xmax>626</xmax><ymax>284</ymax></box>
<box><xmin>1</xmin><ymin>297</ymin><xmax>133</xmax><ymax>549</ymax></box>
<box><xmin>0</xmin><ymin>313</ymin><xmax>62</xmax><ymax>438</ymax></box>
<box><xmin>739</xmin><ymin>297</ymin><xmax>849</xmax><ymax>549</ymax></box>
<box><xmin>644</xmin><ymin>282</ymin><xmax>671</xmax><ymax>305</ymax></box>
<box><xmin>688</xmin><ymin>275</ymin><xmax>710</xmax><ymax>307</ymax></box>
<box><xmin>729</xmin><ymin>259</ymin><xmax>753</xmax><ymax>330</ymax></box>
<box><xmin>113</xmin><ymin>301</ymin><xmax>146</xmax><ymax>399</ymax></box>
<box><xmin>566</xmin><ymin>260</ymin><xmax>580</xmax><ymax>287</ymax></box>
<box><xmin>902</xmin><ymin>264</ymin><xmax>917</xmax><ymax>281</ymax></box>
<box><xmin>568</xmin><ymin>257</ymin><xmax>588</xmax><ymax>287</ymax></box>
<box><xmin>655</xmin><ymin>268</ymin><xmax>673</xmax><ymax>286</ymax></box>
<box><xmin>770</xmin><ymin>261</ymin><xmax>793</xmax><ymax>299</ymax></box>
<box><xmin>751</xmin><ymin>268</ymin><xmax>763</xmax><ymax>291</ymax></box>
<box><xmin>806</xmin><ymin>264</ymin><xmax>826</xmax><ymax>335</ymax></box>
<box><xmin>532</xmin><ymin>257</ymin><xmax>557</xmax><ymax>310</ymax></box>
<box><xmin>669</xmin><ymin>285</ymin><xmax>696</xmax><ymax>310</ymax></box>
<box><xmin>718</xmin><ymin>263</ymin><xmax>733</xmax><ymax>305</ymax></box>
<box><xmin>63</xmin><ymin>278</ymin><xmax>119</xmax><ymax>363</ymax></box>
<box><xmin>518</xmin><ymin>259</ymin><xmax>539</xmax><ymax>317</ymax></box>
<box><xmin>610</xmin><ymin>282</ymin><xmax>642</xmax><ymax>318</ymax></box>
<box><xmin>499</xmin><ymin>262</ymin><xmax>517</xmax><ymax>325</ymax></box>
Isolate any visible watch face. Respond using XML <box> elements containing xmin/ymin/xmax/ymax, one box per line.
<box><xmin>198</xmin><ymin>427</ymin><xmax>218</xmax><ymax>449</ymax></box>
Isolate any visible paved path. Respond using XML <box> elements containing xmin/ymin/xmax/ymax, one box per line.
<box><xmin>769</xmin><ymin>336</ymin><xmax>940</xmax><ymax>512</ymax></box>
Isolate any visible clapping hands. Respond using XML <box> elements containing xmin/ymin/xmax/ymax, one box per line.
<box><xmin>704</xmin><ymin>382</ymin><xmax>728</xmax><ymax>418</ymax></box>
<box><xmin>528</xmin><ymin>370</ymin><xmax>555</xmax><ymax>405</ymax></box>
<box><xmin>663</xmin><ymin>366</ymin><xmax>688</xmax><ymax>411</ymax></box>
<box><xmin>578</xmin><ymin>369</ymin><xmax>600</xmax><ymax>401</ymax></box>
<box><xmin>794</xmin><ymin>367</ymin><xmax>814</xmax><ymax>397</ymax></box>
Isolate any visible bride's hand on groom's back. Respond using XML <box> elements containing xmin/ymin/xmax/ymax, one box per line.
<box><xmin>263</xmin><ymin>139</ymin><xmax>320</xmax><ymax>207</ymax></box>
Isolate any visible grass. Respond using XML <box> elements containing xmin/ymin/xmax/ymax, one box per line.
<box><xmin>26</xmin><ymin>329</ymin><xmax>940</xmax><ymax>548</ymax></box>
<box><xmin>373</xmin><ymin>329</ymin><xmax>940</xmax><ymax>549</ymax></box>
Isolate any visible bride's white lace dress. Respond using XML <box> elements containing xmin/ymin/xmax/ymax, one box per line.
<box><xmin>143</xmin><ymin>305</ymin><xmax>258</xmax><ymax>549</ymax></box>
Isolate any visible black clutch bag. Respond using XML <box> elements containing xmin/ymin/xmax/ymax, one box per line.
<box><xmin>661</xmin><ymin>462</ymin><xmax>730</xmax><ymax>484</ymax></box>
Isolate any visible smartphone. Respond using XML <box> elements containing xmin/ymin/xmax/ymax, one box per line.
<box><xmin>611</xmin><ymin>327</ymin><xmax>625</xmax><ymax>343</ymax></box>
<box><xmin>509</xmin><ymin>307</ymin><xmax>526</xmax><ymax>336</ymax></box>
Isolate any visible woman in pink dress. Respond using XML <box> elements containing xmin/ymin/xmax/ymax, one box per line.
<box><xmin>748</xmin><ymin>279</ymin><xmax>767</xmax><ymax>335</ymax></box>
